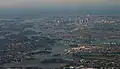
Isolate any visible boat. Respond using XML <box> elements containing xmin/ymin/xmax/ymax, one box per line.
<box><xmin>41</xmin><ymin>58</ymin><xmax>73</xmax><ymax>64</ymax></box>
<box><xmin>27</xmin><ymin>50</ymin><xmax>52</xmax><ymax>55</ymax></box>
<box><xmin>24</xmin><ymin>56</ymin><xmax>35</xmax><ymax>60</ymax></box>
<box><xmin>52</xmin><ymin>53</ymin><xmax>61</xmax><ymax>56</ymax></box>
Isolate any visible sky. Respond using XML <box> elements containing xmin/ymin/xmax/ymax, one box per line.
<box><xmin>0</xmin><ymin>0</ymin><xmax>120</xmax><ymax>15</ymax></box>
<box><xmin>0</xmin><ymin>0</ymin><xmax>120</xmax><ymax>8</ymax></box>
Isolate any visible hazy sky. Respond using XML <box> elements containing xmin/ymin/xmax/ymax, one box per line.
<box><xmin>0</xmin><ymin>0</ymin><xmax>120</xmax><ymax>8</ymax></box>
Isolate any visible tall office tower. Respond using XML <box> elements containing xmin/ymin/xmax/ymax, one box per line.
<box><xmin>76</xmin><ymin>16</ymin><xmax>80</xmax><ymax>24</ymax></box>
